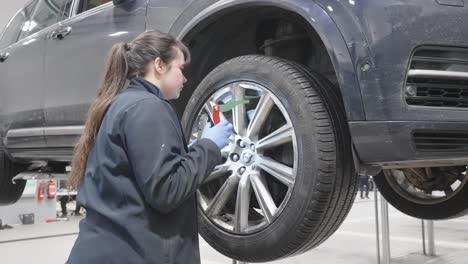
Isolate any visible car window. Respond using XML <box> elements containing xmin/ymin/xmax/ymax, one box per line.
<box><xmin>57</xmin><ymin>0</ymin><xmax>75</xmax><ymax>21</ymax></box>
<box><xmin>19</xmin><ymin>0</ymin><xmax>71</xmax><ymax>39</ymax></box>
<box><xmin>0</xmin><ymin>1</ymin><xmax>37</xmax><ymax>49</ymax></box>
<box><xmin>79</xmin><ymin>0</ymin><xmax>112</xmax><ymax>14</ymax></box>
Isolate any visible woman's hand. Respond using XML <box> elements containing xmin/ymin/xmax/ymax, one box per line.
<box><xmin>201</xmin><ymin>120</ymin><xmax>233</xmax><ymax>149</ymax></box>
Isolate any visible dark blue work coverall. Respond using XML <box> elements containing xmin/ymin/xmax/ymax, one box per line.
<box><xmin>67</xmin><ymin>77</ymin><xmax>222</xmax><ymax>264</ymax></box>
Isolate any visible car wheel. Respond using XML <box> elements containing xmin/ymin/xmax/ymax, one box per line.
<box><xmin>374</xmin><ymin>167</ymin><xmax>468</xmax><ymax>220</ymax></box>
<box><xmin>0</xmin><ymin>149</ymin><xmax>26</xmax><ymax>205</ymax></box>
<box><xmin>181</xmin><ymin>55</ymin><xmax>357</xmax><ymax>262</ymax></box>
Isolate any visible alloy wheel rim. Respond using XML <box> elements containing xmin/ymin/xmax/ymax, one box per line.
<box><xmin>189</xmin><ymin>81</ymin><xmax>299</xmax><ymax>234</ymax></box>
<box><xmin>385</xmin><ymin>168</ymin><xmax>468</xmax><ymax>204</ymax></box>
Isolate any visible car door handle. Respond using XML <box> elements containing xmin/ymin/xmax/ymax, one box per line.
<box><xmin>51</xmin><ymin>27</ymin><xmax>72</xmax><ymax>40</ymax></box>
<box><xmin>0</xmin><ymin>52</ymin><xmax>9</xmax><ymax>62</ymax></box>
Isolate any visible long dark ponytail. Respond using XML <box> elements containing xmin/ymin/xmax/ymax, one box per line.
<box><xmin>69</xmin><ymin>31</ymin><xmax>190</xmax><ymax>189</ymax></box>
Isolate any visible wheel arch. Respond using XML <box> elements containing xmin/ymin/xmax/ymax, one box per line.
<box><xmin>168</xmin><ymin>0</ymin><xmax>365</xmax><ymax>122</ymax></box>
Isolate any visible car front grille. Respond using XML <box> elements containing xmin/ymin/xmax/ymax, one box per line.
<box><xmin>413</xmin><ymin>130</ymin><xmax>468</xmax><ymax>152</ymax></box>
<box><xmin>405</xmin><ymin>47</ymin><xmax>468</xmax><ymax>108</ymax></box>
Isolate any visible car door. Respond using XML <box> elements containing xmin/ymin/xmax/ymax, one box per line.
<box><xmin>43</xmin><ymin>0</ymin><xmax>147</xmax><ymax>150</ymax></box>
<box><xmin>0</xmin><ymin>0</ymin><xmax>50</xmax><ymax>153</ymax></box>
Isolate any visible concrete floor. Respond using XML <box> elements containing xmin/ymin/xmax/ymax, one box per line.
<box><xmin>0</xmin><ymin>192</ymin><xmax>467</xmax><ymax>264</ymax></box>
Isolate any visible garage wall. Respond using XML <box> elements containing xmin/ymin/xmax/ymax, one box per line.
<box><xmin>0</xmin><ymin>1</ymin><xmax>31</xmax><ymax>34</ymax></box>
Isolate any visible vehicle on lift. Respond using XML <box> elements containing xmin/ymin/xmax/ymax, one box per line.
<box><xmin>1</xmin><ymin>0</ymin><xmax>467</xmax><ymax>262</ymax></box>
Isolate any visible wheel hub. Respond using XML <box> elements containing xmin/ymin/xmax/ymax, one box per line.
<box><xmin>241</xmin><ymin>150</ymin><xmax>255</xmax><ymax>165</ymax></box>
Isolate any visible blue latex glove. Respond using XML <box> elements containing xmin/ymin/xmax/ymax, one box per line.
<box><xmin>201</xmin><ymin>120</ymin><xmax>233</xmax><ymax>149</ymax></box>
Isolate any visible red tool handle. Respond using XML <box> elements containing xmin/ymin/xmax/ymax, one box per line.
<box><xmin>212</xmin><ymin>104</ymin><xmax>220</xmax><ymax>125</ymax></box>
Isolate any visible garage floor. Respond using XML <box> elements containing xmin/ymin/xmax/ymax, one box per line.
<box><xmin>1</xmin><ymin>193</ymin><xmax>467</xmax><ymax>264</ymax></box>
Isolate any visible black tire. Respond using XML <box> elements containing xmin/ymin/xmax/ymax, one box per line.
<box><xmin>182</xmin><ymin>55</ymin><xmax>357</xmax><ymax>262</ymax></box>
<box><xmin>374</xmin><ymin>170</ymin><xmax>468</xmax><ymax>220</ymax></box>
<box><xmin>0</xmin><ymin>149</ymin><xmax>26</xmax><ymax>205</ymax></box>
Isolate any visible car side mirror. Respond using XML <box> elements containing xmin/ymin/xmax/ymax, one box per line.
<box><xmin>113</xmin><ymin>0</ymin><xmax>127</xmax><ymax>5</ymax></box>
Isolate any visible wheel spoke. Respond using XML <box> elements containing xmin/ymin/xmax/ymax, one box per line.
<box><xmin>203</xmin><ymin>102</ymin><xmax>214</xmax><ymax>121</ymax></box>
<box><xmin>256</xmin><ymin>124</ymin><xmax>293</xmax><ymax>151</ymax></box>
<box><xmin>231</xmin><ymin>83</ymin><xmax>247</xmax><ymax>136</ymax></box>
<box><xmin>234</xmin><ymin>175</ymin><xmax>252</xmax><ymax>232</ymax></box>
<box><xmin>250</xmin><ymin>172</ymin><xmax>277</xmax><ymax>223</ymax></box>
<box><xmin>399</xmin><ymin>178</ymin><xmax>412</xmax><ymax>191</ymax></box>
<box><xmin>256</xmin><ymin>156</ymin><xmax>294</xmax><ymax>188</ymax></box>
<box><xmin>246</xmin><ymin>93</ymin><xmax>274</xmax><ymax>139</ymax></box>
<box><xmin>191</xmin><ymin>132</ymin><xmax>198</xmax><ymax>141</ymax></box>
<box><xmin>220</xmin><ymin>146</ymin><xmax>230</xmax><ymax>158</ymax></box>
<box><xmin>204</xmin><ymin>163</ymin><xmax>231</xmax><ymax>183</ymax></box>
<box><xmin>205</xmin><ymin>175</ymin><xmax>239</xmax><ymax>217</ymax></box>
<box><xmin>197</xmin><ymin>191</ymin><xmax>209</xmax><ymax>209</ymax></box>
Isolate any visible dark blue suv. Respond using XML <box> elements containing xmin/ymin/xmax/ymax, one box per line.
<box><xmin>1</xmin><ymin>0</ymin><xmax>467</xmax><ymax>262</ymax></box>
